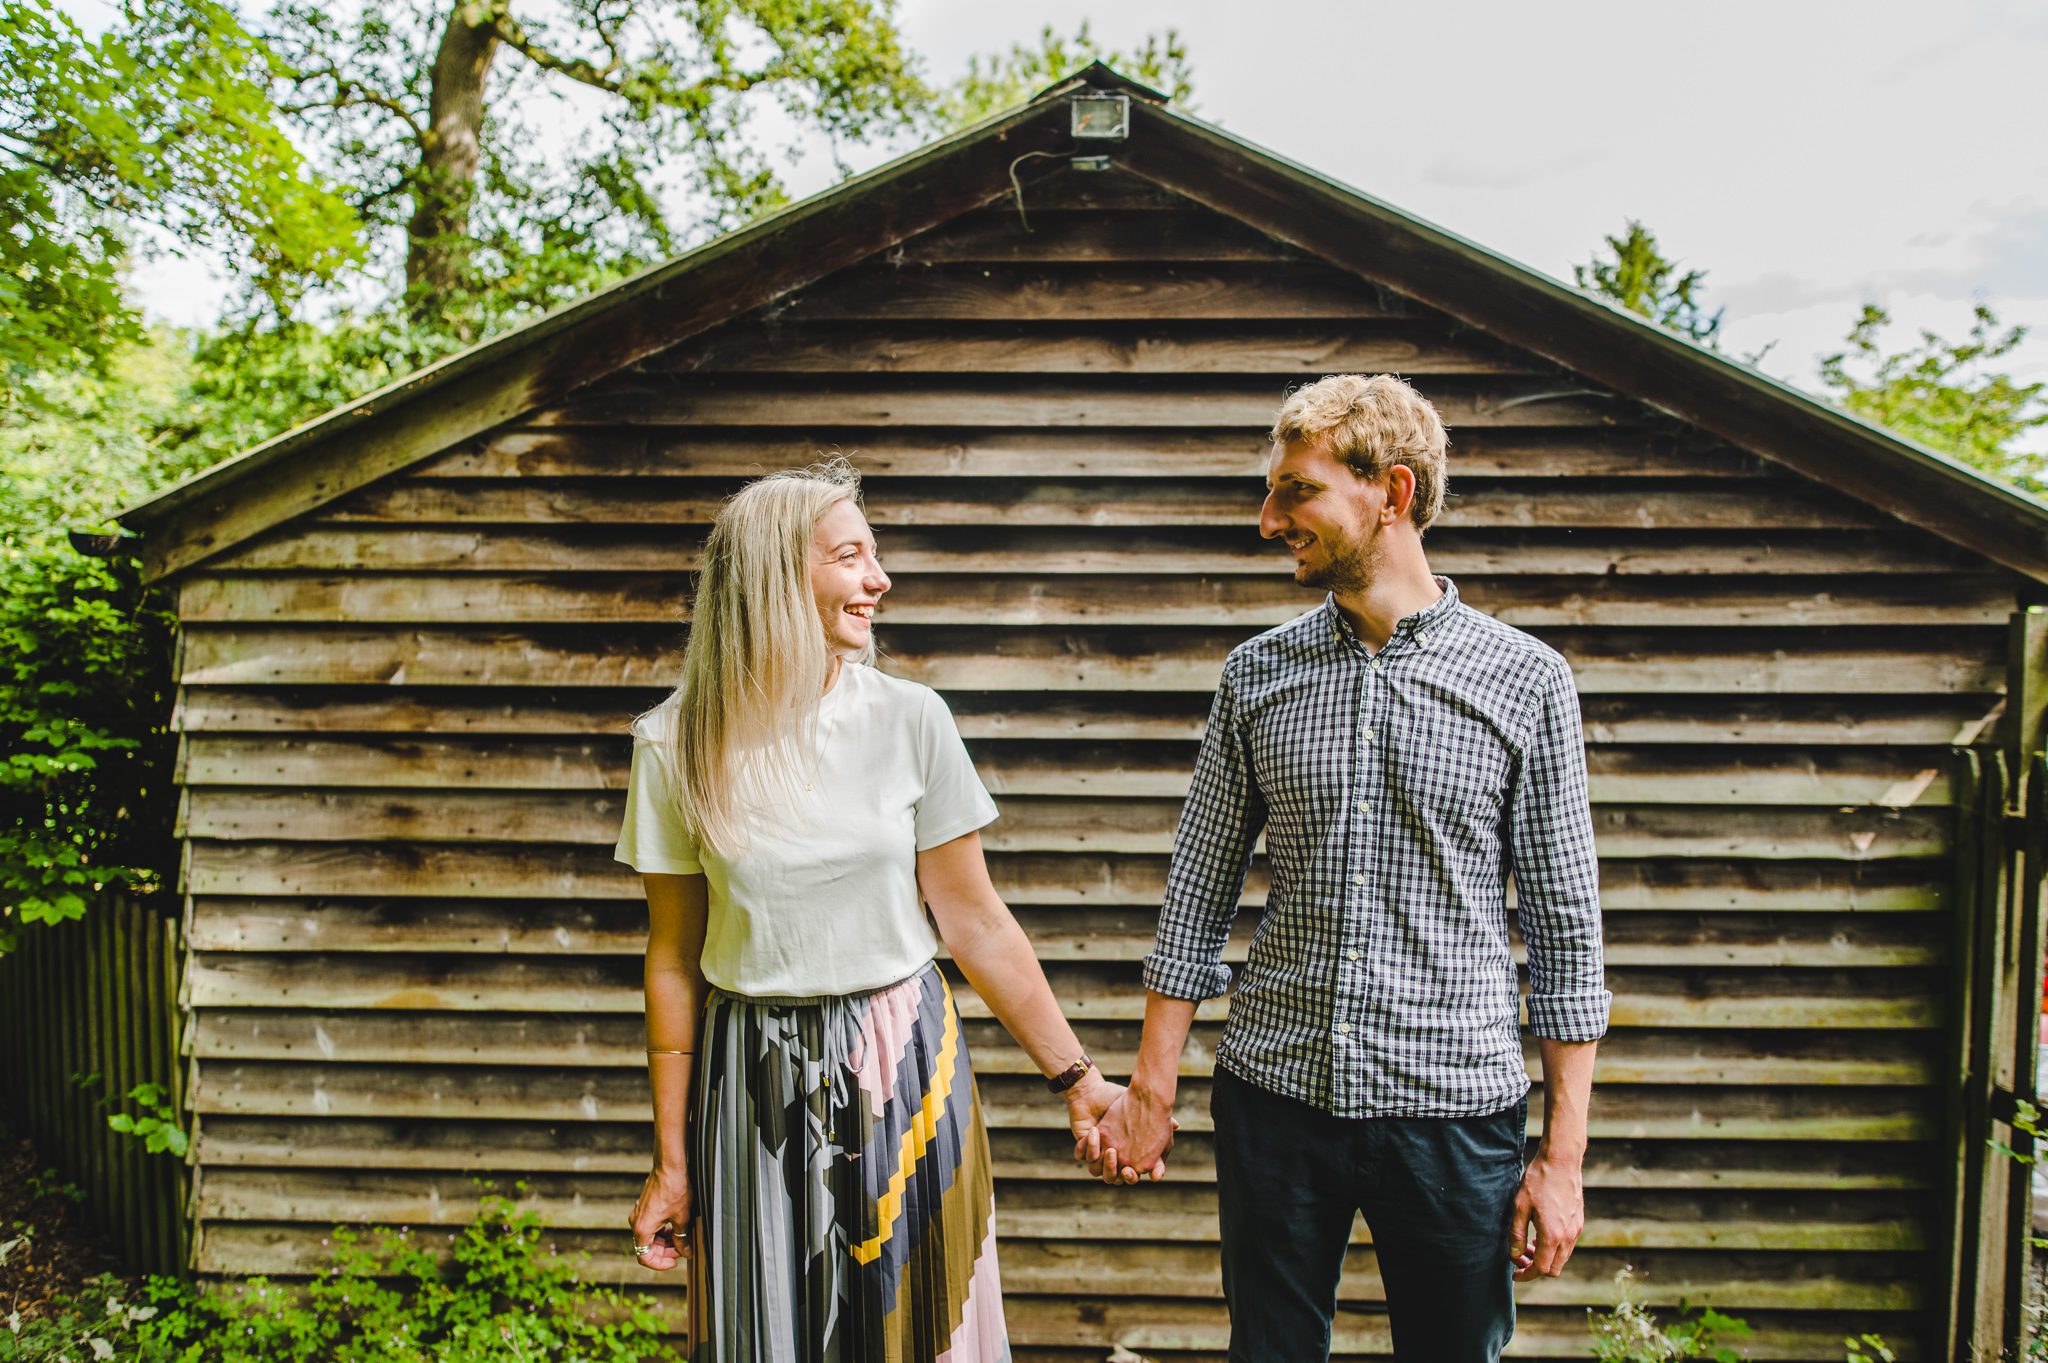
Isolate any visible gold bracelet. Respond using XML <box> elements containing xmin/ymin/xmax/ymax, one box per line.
<box><xmin>645</xmin><ymin>1048</ymin><xmax>694</xmax><ymax>1056</ymax></box>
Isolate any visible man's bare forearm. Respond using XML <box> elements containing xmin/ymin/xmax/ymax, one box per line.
<box><xmin>1129</xmin><ymin>991</ymin><xmax>1199</xmax><ymax>1107</ymax></box>
<box><xmin>1534</xmin><ymin>1036</ymin><xmax>1596</xmax><ymax>1161</ymax></box>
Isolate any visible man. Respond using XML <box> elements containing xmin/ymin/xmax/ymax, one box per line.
<box><xmin>1085</xmin><ymin>374</ymin><xmax>1608</xmax><ymax>1362</ymax></box>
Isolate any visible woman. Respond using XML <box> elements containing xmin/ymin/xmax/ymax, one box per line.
<box><xmin>615</xmin><ymin>459</ymin><xmax>1143</xmax><ymax>1362</ymax></box>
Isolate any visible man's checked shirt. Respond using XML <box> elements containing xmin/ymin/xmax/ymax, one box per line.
<box><xmin>1143</xmin><ymin>577</ymin><xmax>1610</xmax><ymax>1119</ymax></box>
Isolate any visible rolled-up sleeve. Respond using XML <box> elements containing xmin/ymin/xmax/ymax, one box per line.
<box><xmin>1510</xmin><ymin>656</ymin><xmax>1610</xmax><ymax>1041</ymax></box>
<box><xmin>1144</xmin><ymin>660</ymin><xmax>1267</xmax><ymax>1001</ymax></box>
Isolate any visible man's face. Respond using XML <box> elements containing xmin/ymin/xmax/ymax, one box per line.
<box><xmin>1259</xmin><ymin>438</ymin><xmax>1389</xmax><ymax>592</ymax></box>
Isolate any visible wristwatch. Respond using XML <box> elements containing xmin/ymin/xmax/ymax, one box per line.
<box><xmin>1045</xmin><ymin>1054</ymin><xmax>1096</xmax><ymax>1094</ymax></box>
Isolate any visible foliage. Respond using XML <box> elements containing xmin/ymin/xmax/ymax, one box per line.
<box><xmin>0</xmin><ymin>343</ymin><xmax>194</xmax><ymax>955</ymax></box>
<box><xmin>1588</xmin><ymin>1267</ymin><xmax>1752</xmax><ymax>1362</ymax></box>
<box><xmin>1819</xmin><ymin>303</ymin><xmax>2048</xmax><ymax>494</ymax></box>
<box><xmin>1574</xmin><ymin>220</ymin><xmax>1725</xmax><ymax>350</ymax></box>
<box><xmin>0</xmin><ymin>0</ymin><xmax>362</xmax><ymax>403</ymax></box>
<box><xmin>1841</xmin><ymin>1333</ymin><xmax>1893</xmax><ymax>1363</ymax></box>
<box><xmin>134</xmin><ymin>1193</ymin><xmax>674</xmax><ymax>1362</ymax></box>
<box><xmin>264</xmin><ymin>0</ymin><xmax>928</xmax><ymax>321</ymax></box>
<box><xmin>107</xmin><ymin>1084</ymin><xmax>189</xmax><ymax>1159</ymax></box>
<box><xmin>0</xmin><ymin>1272</ymin><xmax>163</xmax><ymax>1362</ymax></box>
<box><xmin>937</xmin><ymin>21</ymin><xmax>1195</xmax><ymax>128</ymax></box>
<box><xmin>2</xmin><ymin>1195</ymin><xmax>672</xmax><ymax>1361</ymax></box>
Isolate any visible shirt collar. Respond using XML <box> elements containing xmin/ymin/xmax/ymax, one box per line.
<box><xmin>1323</xmin><ymin>576</ymin><xmax>1460</xmax><ymax>656</ymax></box>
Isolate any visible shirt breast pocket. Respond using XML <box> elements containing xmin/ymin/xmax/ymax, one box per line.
<box><xmin>1395</xmin><ymin>708</ymin><xmax>1511</xmax><ymax>829</ymax></box>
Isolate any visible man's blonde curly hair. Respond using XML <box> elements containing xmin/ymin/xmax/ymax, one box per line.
<box><xmin>1269</xmin><ymin>374</ymin><xmax>1449</xmax><ymax>532</ymax></box>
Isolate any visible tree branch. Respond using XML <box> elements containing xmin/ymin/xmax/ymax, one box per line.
<box><xmin>481</xmin><ymin>7</ymin><xmax>624</xmax><ymax>93</ymax></box>
<box><xmin>283</xmin><ymin>70</ymin><xmax>426</xmax><ymax>140</ymax></box>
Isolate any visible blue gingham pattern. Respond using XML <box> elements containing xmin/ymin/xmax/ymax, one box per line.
<box><xmin>1144</xmin><ymin>577</ymin><xmax>1609</xmax><ymax>1118</ymax></box>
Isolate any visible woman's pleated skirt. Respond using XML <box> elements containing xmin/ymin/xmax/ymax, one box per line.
<box><xmin>690</xmin><ymin>961</ymin><xmax>1010</xmax><ymax>1363</ymax></box>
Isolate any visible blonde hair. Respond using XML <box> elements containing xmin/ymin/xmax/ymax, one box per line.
<box><xmin>654</xmin><ymin>458</ymin><xmax>870</xmax><ymax>855</ymax></box>
<box><xmin>1269</xmin><ymin>374</ymin><xmax>1449</xmax><ymax>531</ymax></box>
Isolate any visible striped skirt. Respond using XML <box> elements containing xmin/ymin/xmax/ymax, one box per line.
<box><xmin>689</xmin><ymin>962</ymin><xmax>1010</xmax><ymax>1363</ymax></box>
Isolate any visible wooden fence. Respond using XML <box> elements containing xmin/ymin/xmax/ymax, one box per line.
<box><xmin>0</xmin><ymin>890</ymin><xmax>188</xmax><ymax>1274</ymax></box>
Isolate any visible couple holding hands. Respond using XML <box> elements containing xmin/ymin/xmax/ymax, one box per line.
<box><xmin>614</xmin><ymin>374</ymin><xmax>1609</xmax><ymax>1363</ymax></box>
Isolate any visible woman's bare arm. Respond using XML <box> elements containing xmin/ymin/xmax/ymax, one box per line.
<box><xmin>918</xmin><ymin>830</ymin><xmax>1164</xmax><ymax>1177</ymax></box>
<box><xmin>631</xmin><ymin>871</ymin><xmax>710</xmax><ymax>1269</ymax></box>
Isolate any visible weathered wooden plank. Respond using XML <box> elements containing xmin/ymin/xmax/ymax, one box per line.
<box><xmin>189</xmin><ymin>1166</ymin><xmax>1916</xmax><ymax>1251</ymax></box>
<box><xmin>647</xmin><ymin>320</ymin><xmax>1539</xmax><ymax>375</ymax></box>
<box><xmin>210</xmin><ymin>523</ymin><xmax>1974</xmax><ymax>578</ymax></box>
<box><xmin>969</xmin><ymin>171</ymin><xmax>1195</xmax><ymax>212</ymax></box>
<box><xmin>898</xmin><ymin>210</ymin><xmax>1304</xmax><ymax>262</ymax></box>
<box><xmin>185</xmin><ymin>1064</ymin><xmax>1936</xmax><ymax>1141</ymax></box>
<box><xmin>178</xmin><ymin>732</ymin><xmax>1960</xmax><ymax>810</ymax></box>
<box><xmin>176</xmin><ymin>570</ymin><xmax>2013</xmax><ymax>630</ymax></box>
<box><xmin>178</xmin><ymin>786</ymin><xmax>1950</xmax><ymax>859</ymax></box>
<box><xmin>327</xmin><ymin>477</ymin><xmax>1879</xmax><ymax>531</ymax></box>
<box><xmin>185</xmin><ymin>1210</ymin><xmax>1919</xmax><ymax>1317</ymax></box>
<box><xmin>175</xmin><ymin>625</ymin><xmax>2007</xmax><ymax>695</ymax></box>
<box><xmin>181</xmin><ymin>952</ymin><xmax>1939</xmax><ymax>1028</ymax></box>
<box><xmin>192</xmin><ymin>1115</ymin><xmax>1934</xmax><ymax>1189</ymax></box>
<box><xmin>183</xmin><ymin>895</ymin><xmax>1943</xmax><ymax>969</ymax></box>
<box><xmin>771</xmin><ymin>262</ymin><xmax>1413</xmax><ymax>320</ymax></box>
<box><xmin>413</xmin><ymin>427</ymin><xmax>1766</xmax><ymax>480</ymax></box>
<box><xmin>189</xmin><ymin>1007</ymin><xmax>1938</xmax><ymax>1084</ymax></box>
<box><xmin>171</xmin><ymin>685</ymin><xmax>1999</xmax><ymax>750</ymax></box>
<box><xmin>997</xmin><ymin>1299</ymin><xmax>1922</xmax><ymax>1360</ymax></box>
<box><xmin>540</xmin><ymin>375</ymin><xmax>1639</xmax><ymax>429</ymax></box>
<box><xmin>173</xmin><ymin>686</ymin><xmax>661</xmax><ymax>736</ymax></box>
<box><xmin>891</xmin><ymin>210</ymin><xmax>1306</xmax><ymax>262</ymax></box>
<box><xmin>182</xmin><ymin>840</ymin><xmax>1949</xmax><ymax>909</ymax></box>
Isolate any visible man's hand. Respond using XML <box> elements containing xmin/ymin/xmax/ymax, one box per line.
<box><xmin>1062</xmin><ymin>1069</ymin><xmax>1130</xmax><ymax>1171</ymax></box>
<box><xmin>1508</xmin><ymin>1146</ymin><xmax>1584</xmax><ymax>1279</ymax></box>
<box><xmin>1081</xmin><ymin>1084</ymin><xmax>1177</xmax><ymax>1185</ymax></box>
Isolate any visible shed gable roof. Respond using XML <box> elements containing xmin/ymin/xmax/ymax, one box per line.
<box><xmin>119</xmin><ymin>62</ymin><xmax>2048</xmax><ymax>585</ymax></box>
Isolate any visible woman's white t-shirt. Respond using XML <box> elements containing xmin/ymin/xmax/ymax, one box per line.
<box><xmin>613</xmin><ymin>664</ymin><xmax>999</xmax><ymax>998</ymax></box>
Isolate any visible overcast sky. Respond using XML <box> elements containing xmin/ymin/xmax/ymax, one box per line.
<box><xmin>125</xmin><ymin>0</ymin><xmax>2048</xmax><ymax>439</ymax></box>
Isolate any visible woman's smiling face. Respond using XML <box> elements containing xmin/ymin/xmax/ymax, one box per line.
<box><xmin>810</xmin><ymin>498</ymin><xmax>890</xmax><ymax>657</ymax></box>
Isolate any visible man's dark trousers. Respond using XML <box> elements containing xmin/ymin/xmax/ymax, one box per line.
<box><xmin>1211</xmin><ymin>1065</ymin><xmax>1527</xmax><ymax>1362</ymax></box>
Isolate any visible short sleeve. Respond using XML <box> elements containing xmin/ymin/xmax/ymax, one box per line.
<box><xmin>614</xmin><ymin>723</ymin><xmax>704</xmax><ymax>875</ymax></box>
<box><xmin>912</xmin><ymin>688</ymin><xmax>1000</xmax><ymax>851</ymax></box>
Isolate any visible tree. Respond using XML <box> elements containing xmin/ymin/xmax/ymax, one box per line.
<box><xmin>0</xmin><ymin>0</ymin><xmax>362</xmax><ymax>403</ymax></box>
<box><xmin>1574</xmin><ymin>219</ymin><xmax>1724</xmax><ymax>350</ymax></box>
<box><xmin>263</xmin><ymin>5</ymin><xmax>1197</xmax><ymax>333</ymax></box>
<box><xmin>1820</xmin><ymin>303</ymin><xmax>2048</xmax><ymax>493</ymax></box>
<box><xmin>266</xmin><ymin>0</ymin><xmax>929</xmax><ymax>328</ymax></box>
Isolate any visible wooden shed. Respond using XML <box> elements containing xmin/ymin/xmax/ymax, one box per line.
<box><xmin>113</xmin><ymin>65</ymin><xmax>2048</xmax><ymax>1361</ymax></box>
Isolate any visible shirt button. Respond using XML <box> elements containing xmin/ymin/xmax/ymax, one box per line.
<box><xmin>1356</xmin><ymin>800</ymin><xmax>1371</xmax><ymax>814</ymax></box>
<box><xmin>1363</xmin><ymin>729</ymin><xmax>1376</xmax><ymax>743</ymax></box>
<box><xmin>1347</xmin><ymin>949</ymin><xmax>1362</xmax><ymax>961</ymax></box>
<box><xmin>1333</xmin><ymin>1022</ymin><xmax>1350</xmax><ymax>1036</ymax></box>
<box><xmin>1352</xmin><ymin>873</ymin><xmax>1367</xmax><ymax>886</ymax></box>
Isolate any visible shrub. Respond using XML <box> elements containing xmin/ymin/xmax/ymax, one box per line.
<box><xmin>137</xmin><ymin>1193</ymin><xmax>676</xmax><ymax>1362</ymax></box>
<box><xmin>0</xmin><ymin>1273</ymin><xmax>164</xmax><ymax>1362</ymax></box>
<box><xmin>1588</xmin><ymin>1266</ymin><xmax>1752</xmax><ymax>1362</ymax></box>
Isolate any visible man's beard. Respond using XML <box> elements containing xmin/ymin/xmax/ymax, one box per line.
<box><xmin>1297</xmin><ymin>518</ymin><xmax>1384</xmax><ymax>593</ymax></box>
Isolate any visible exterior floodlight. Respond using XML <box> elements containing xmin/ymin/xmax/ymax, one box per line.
<box><xmin>1070</xmin><ymin>90</ymin><xmax>1131</xmax><ymax>141</ymax></box>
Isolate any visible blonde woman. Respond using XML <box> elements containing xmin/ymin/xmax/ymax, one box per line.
<box><xmin>616</xmin><ymin>459</ymin><xmax>1141</xmax><ymax>1362</ymax></box>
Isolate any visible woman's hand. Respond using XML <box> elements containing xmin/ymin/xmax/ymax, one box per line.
<box><xmin>1065</xmin><ymin>1070</ymin><xmax>1172</xmax><ymax>1183</ymax></box>
<box><xmin>629</xmin><ymin>1164</ymin><xmax>693</xmax><ymax>1271</ymax></box>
